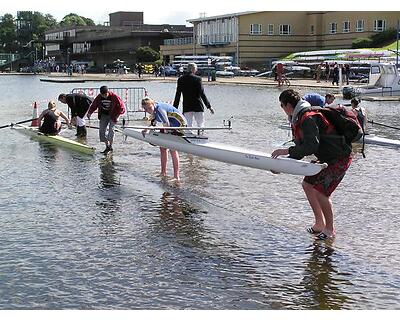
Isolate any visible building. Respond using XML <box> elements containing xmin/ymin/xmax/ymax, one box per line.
<box><xmin>160</xmin><ymin>11</ymin><xmax>400</xmax><ymax>69</ymax></box>
<box><xmin>44</xmin><ymin>11</ymin><xmax>192</xmax><ymax>69</ymax></box>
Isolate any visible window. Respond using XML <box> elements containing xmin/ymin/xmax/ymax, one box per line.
<box><xmin>356</xmin><ymin>20</ymin><xmax>364</xmax><ymax>32</ymax></box>
<box><xmin>268</xmin><ymin>24</ymin><xmax>274</xmax><ymax>35</ymax></box>
<box><xmin>374</xmin><ymin>20</ymin><xmax>386</xmax><ymax>32</ymax></box>
<box><xmin>329</xmin><ymin>22</ymin><xmax>337</xmax><ymax>34</ymax></box>
<box><xmin>310</xmin><ymin>25</ymin><xmax>315</xmax><ymax>35</ymax></box>
<box><xmin>250</xmin><ymin>24</ymin><xmax>262</xmax><ymax>35</ymax></box>
<box><xmin>279</xmin><ymin>24</ymin><xmax>291</xmax><ymax>35</ymax></box>
<box><xmin>343</xmin><ymin>21</ymin><xmax>350</xmax><ymax>33</ymax></box>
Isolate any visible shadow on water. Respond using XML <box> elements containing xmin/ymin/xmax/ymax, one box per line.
<box><xmin>37</xmin><ymin>141</ymin><xmax>61</xmax><ymax>163</ymax></box>
<box><xmin>299</xmin><ymin>241</ymin><xmax>351</xmax><ymax>310</ymax></box>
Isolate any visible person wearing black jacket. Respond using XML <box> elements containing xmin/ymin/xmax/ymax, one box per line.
<box><xmin>272</xmin><ymin>89</ymin><xmax>353</xmax><ymax>241</ymax></box>
<box><xmin>58</xmin><ymin>93</ymin><xmax>93</xmax><ymax>137</ymax></box>
<box><xmin>173</xmin><ymin>62</ymin><xmax>214</xmax><ymax>128</ymax></box>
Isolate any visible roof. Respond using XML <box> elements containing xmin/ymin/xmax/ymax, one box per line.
<box><xmin>187</xmin><ymin>11</ymin><xmax>261</xmax><ymax>23</ymax></box>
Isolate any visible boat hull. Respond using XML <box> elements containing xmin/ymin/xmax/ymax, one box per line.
<box><xmin>13</xmin><ymin>124</ymin><xmax>96</xmax><ymax>155</ymax></box>
<box><xmin>123</xmin><ymin>128</ymin><xmax>326</xmax><ymax>176</ymax></box>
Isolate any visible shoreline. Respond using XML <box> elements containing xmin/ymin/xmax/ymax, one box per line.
<box><xmin>3</xmin><ymin>72</ymin><xmax>400</xmax><ymax>101</ymax></box>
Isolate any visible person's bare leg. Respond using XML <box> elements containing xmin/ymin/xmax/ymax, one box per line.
<box><xmin>302</xmin><ymin>181</ymin><xmax>326</xmax><ymax>232</ymax></box>
<box><xmin>170</xmin><ymin>150</ymin><xmax>180</xmax><ymax>180</ymax></box>
<box><xmin>160</xmin><ymin>147</ymin><xmax>168</xmax><ymax>176</ymax></box>
<box><xmin>315</xmin><ymin>191</ymin><xmax>335</xmax><ymax>237</ymax></box>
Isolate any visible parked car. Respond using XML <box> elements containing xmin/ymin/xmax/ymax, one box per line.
<box><xmin>162</xmin><ymin>66</ymin><xmax>177</xmax><ymax>76</ymax></box>
<box><xmin>85</xmin><ymin>66</ymin><xmax>102</xmax><ymax>73</ymax></box>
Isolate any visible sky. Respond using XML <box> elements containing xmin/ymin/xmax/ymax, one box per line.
<box><xmin>1</xmin><ymin>1</ymin><xmax>400</xmax><ymax>26</ymax></box>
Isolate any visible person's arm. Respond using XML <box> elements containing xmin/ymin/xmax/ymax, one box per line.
<box><xmin>288</xmin><ymin>117</ymin><xmax>320</xmax><ymax>160</ymax></box>
<box><xmin>58</xmin><ymin>111</ymin><xmax>71</xmax><ymax>127</ymax></box>
<box><xmin>198</xmin><ymin>78</ymin><xmax>213</xmax><ymax>113</ymax></box>
<box><xmin>37</xmin><ymin>110</ymin><xmax>47</xmax><ymax>126</ymax></box>
<box><xmin>110</xmin><ymin>94</ymin><xmax>125</xmax><ymax>123</ymax></box>
<box><xmin>87</xmin><ymin>95</ymin><xmax>100</xmax><ymax>118</ymax></box>
<box><xmin>158</xmin><ymin>109</ymin><xmax>170</xmax><ymax>127</ymax></box>
<box><xmin>173</xmin><ymin>79</ymin><xmax>182</xmax><ymax>108</ymax></box>
<box><xmin>66</xmin><ymin>95</ymin><xmax>77</xmax><ymax>117</ymax></box>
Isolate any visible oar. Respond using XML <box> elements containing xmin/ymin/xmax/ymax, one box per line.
<box><xmin>368</xmin><ymin>120</ymin><xmax>400</xmax><ymax>131</ymax></box>
<box><xmin>0</xmin><ymin>118</ymin><xmax>38</xmax><ymax>129</ymax></box>
<box><xmin>121</xmin><ymin>125</ymin><xmax>232</xmax><ymax>131</ymax></box>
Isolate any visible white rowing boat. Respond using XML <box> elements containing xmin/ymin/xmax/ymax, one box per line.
<box><xmin>122</xmin><ymin>127</ymin><xmax>327</xmax><ymax>176</ymax></box>
<box><xmin>12</xmin><ymin>124</ymin><xmax>96</xmax><ymax>155</ymax></box>
<box><xmin>278</xmin><ymin>123</ymin><xmax>400</xmax><ymax>148</ymax></box>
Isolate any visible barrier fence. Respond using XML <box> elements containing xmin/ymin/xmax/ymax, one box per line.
<box><xmin>71</xmin><ymin>87</ymin><xmax>148</xmax><ymax>120</ymax></box>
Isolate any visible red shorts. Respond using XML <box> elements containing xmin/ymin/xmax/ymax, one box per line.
<box><xmin>303</xmin><ymin>156</ymin><xmax>352</xmax><ymax>197</ymax></box>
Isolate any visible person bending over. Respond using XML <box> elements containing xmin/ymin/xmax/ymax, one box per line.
<box><xmin>141</xmin><ymin>97</ymin><xmax>187</xmax><ymax>181</ymax></box>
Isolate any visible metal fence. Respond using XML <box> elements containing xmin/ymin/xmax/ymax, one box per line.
<box><xmin>71</xmin><ymin>87</ymin><xmax>148</xmax><ymax>120</ymax></box>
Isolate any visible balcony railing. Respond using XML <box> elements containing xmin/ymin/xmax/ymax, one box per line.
<box><xmin>199</xmin><ymin>34</ymin><xmax>233</xmax><ymax>45</ymax></box>
<box><xmin>163</xmin><ymin>37</ymin><xmax>193</xmax><ymax>46</ymax></box>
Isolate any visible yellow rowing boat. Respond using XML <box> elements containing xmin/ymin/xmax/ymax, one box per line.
<box><xmin>12</xmin><ymin>124</ymin><xmax>96</xmax><ymax>155</ymax></box>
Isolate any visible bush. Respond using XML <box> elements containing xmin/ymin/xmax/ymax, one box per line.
<box><xmin>134</xmin><ymin>46</ymin><xmax>160</xmax><ymax>63</ymax></box>
<box><xmin>352</xmin><ymin>38</ymin><xmax>373</xmax><ymax>48</ymax></box>
<box><xmin>370</xmin><ymin>29</ymin><xmax>397</xmax><ymax>47</ymax></box>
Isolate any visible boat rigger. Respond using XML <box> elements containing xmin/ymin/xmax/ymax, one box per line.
<box><xmin>122</xmin><ymin>127</ymin><xmax>327</xmax><ymax>176</ymax></box>
<box><xmin>12</xmin><ymin>124</ymin><xmax>96</xmax><ymax>155</ymax></box>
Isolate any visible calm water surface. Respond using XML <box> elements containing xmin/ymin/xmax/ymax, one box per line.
<box><xmin>0</xmin><ymin>75</ymin><xmax>399</xmax><ymax>309</ymax></box>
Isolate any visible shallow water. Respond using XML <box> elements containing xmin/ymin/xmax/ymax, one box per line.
<box><xmin>0</xmin><ymin>75</ymin><xmax>400</xmax><ymax>309</ymax></box>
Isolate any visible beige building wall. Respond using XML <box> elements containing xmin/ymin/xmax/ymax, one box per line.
<box><xmin>160</xmin><ymin>11</ymin><xmax>400</xmax><ymax>67</ymax></box>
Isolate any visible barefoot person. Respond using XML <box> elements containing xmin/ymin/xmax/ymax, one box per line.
<box><xmin>272</xmin><ymin>89</ymin><xmax>353</xmax><ymax>240</ymax></box>
<box><xmin>141</xmin><ymin>97</ymin><xmax>187</xmax><ymax>181</ymax></box>
<box><xmin>38</xmin><ymin>101</ymin><xmax>70</xmax><ymax>135</ymax></box>
<box><xmin>87</xmin><ymin>86</ymin><xmax>125</xmax><ymax>154</ymax></box>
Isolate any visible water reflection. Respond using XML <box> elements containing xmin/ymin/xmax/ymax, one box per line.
<box><xmin>154</xmin><ymin>191</ymin><xmax>206</xmax><ymax>245</ymax></box>
<box><xmin>98</xmin><ymin>154</ymin><xmax>120</xmax><ymax>188</ymax></box>
<box><xmin>37</xmin><ymin>140</ymin><xmax>61</xmax><ymax>164</ymax></box>
<box><xmin>300</xmin><ymin>242</ymin><xmax>350</xmax><ymax>309</ymax></box>
<box><xmin>181</xmin><ymin>154</ymin><xmax>210</xmax><ymax>186</ymax></box>
<box><xmin>94</xmin><ymin>154</ymin><xmax>123</xmax><ymax>235</ymax></box>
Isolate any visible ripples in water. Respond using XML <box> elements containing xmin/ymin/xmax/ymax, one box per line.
<box><xmin>1</xmin><ymin>76</ymin><xmax>400</xmax><ymax>309</ymax></box>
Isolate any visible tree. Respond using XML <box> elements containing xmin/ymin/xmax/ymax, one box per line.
<box><xmin>0</xmin><ymin>13</ymin><xmax>17</xmax><ymax>52</ymax></box>
<box><xmin>60</xmin><ymin>13</ymin><xmax>95</xmax><ymax>27</ymax></box>
<box><xmin>134</xmin><ymin>46</ymin><xmax>160</xmax><ymax>63</ymax></box>
<box><xmin>32</xmin><ymin>12</ymin><xmax>57</xmax><ymax>40</ymax></box>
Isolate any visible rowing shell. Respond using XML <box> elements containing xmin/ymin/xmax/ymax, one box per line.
<box><xmin>123</xmin><ymin>128</ymin><xmax>327</xmax><ymax>176</ymax></box>
<box><xmin>12</xmin><ymin>124</ymin><xmax>96</xmax><ymax>155</ymax></box>
<box><xmin>279</xmin><ymin>123</ymin><xmax>400</xmax><ymax>147</ymax></box>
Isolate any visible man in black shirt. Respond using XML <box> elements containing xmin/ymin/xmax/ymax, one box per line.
<box><xmin>173</xmin><ymin>62</ymin><xmax>214</xmax><ymax>128</ymax></box>
<box><xmin>58</xmin><ymin>92</ymin><xmax>93</xmax><ymax>137</ymax></box>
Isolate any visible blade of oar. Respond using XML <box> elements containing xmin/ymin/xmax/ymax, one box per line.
<box><xmin>368</xmin><ymin>120</ymin><xmax>400</xmax><ymax>131</ymax></box>
<box><xmin>1</xmin><ymin>118</ymin><xmax>38</xmax><ymax>129</ymax></box>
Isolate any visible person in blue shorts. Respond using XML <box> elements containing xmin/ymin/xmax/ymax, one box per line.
<box><xmin>141</xmin><ymin>97</ymin><xmax>187</xmax><ymax>181</ymax></box>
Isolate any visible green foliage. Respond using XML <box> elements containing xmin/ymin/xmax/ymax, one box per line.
<box><xmin>134</xmin><ymin>46</ymin><xmax>160</xmax><ymax>63</ymax></box>
<box><xmin>33</xmin><ymin>12</ymin><xmax>57</xmax><ymax>39</ymax></box>
<box><xmin>352</xmin><ymin>37</ymin><xmax>373</xmax><ymax>49</ymax></box>
<box><xmin>60</xmin><ymin>13</ymin><xmax>95</xmax><ymax>27</ymax></box>
<box><xmin>370</xmin><ymin>29</ymin><xmax>397</xmax><ymax>47</ymax></box>
<box><xmin>352</xmin><ymin>29</ymin><xmax>397</xmax><ymax>49</ymax></box>
<box><xmin>0</xmin><ymin>14</ymin><xmax>17</xmax><ymax>52</ymax></box>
